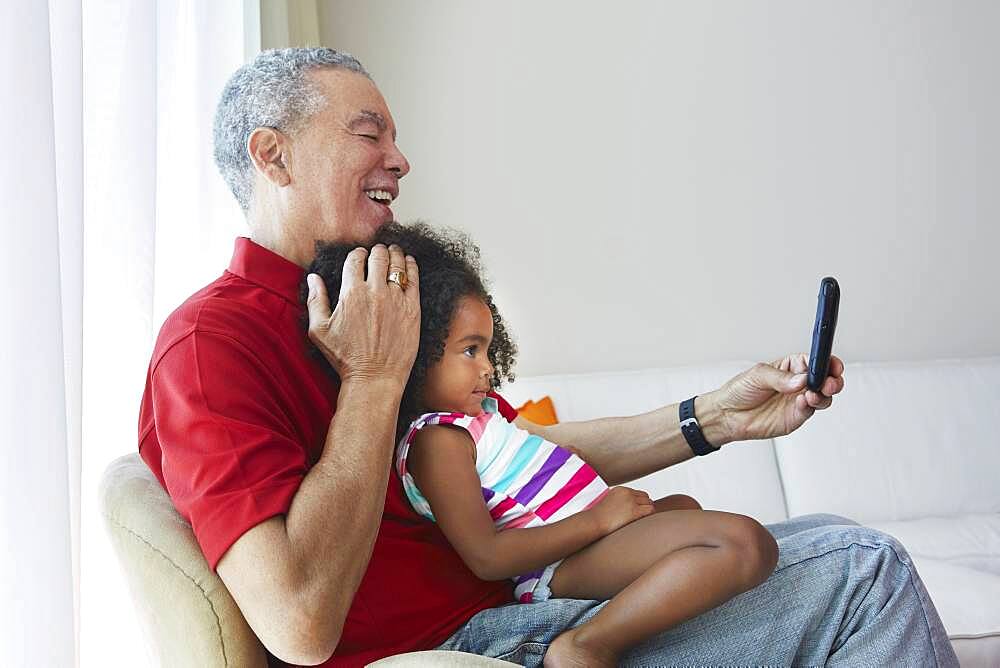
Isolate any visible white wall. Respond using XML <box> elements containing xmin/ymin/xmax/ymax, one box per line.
<box><xmin>319</xmin><ymin>0</ymin><xmax>1000</xmax><ymax>377</ymax></box>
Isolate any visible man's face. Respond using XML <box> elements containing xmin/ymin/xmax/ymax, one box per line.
<box><xmin>288</xmin><ymin>69</ymin><xmax>410</xmax><ymax>247</ymax></box>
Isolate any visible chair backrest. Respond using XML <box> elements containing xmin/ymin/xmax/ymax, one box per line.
<box><xmin>99</xmin><ymin>453</ymin><xmax>267</xmax><ymax>668</ymax></box>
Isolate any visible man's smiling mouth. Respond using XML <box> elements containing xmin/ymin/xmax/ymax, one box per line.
<box><xmin>364</xmin><ymin>189</ymin><xmax>394</xmax><ymax>205</ymax></box>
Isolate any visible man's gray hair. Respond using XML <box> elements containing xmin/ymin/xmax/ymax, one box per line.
<box><xmin>213</xmin><ymin>47</ymin><xmax>370</xmax><ymax>213</ymax></box>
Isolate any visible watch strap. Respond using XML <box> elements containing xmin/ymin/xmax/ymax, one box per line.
<box><xmin>679</xmin><ymin>396</ymin><xmax>719</xmax><ymax>456</ymax></box>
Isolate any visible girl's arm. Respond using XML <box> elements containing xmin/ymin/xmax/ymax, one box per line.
<box><xmin>407</xmin><ymin>424</ymin><xmax>649</xmax><ymax>581</ymax></box>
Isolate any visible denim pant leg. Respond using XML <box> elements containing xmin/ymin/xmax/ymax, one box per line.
<box><xmin>436</xmin><ymin>514</ymin><xmax>958</xmax><ymax>667</ymax></box>
<box><xmin>764</xmin><ymin>511</ymin><xmax>859</xmax><ymax>539</ymax></box>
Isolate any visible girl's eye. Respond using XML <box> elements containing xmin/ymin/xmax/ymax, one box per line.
<box><xmin>464</xmin><ymin>346</ymin><xmax>478</xmax><ymax>357</ymax></box>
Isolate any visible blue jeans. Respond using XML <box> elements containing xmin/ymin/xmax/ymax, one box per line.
<box><xmin>435</xmin><ymin>513</ymin><xmax>959</xmax><ymax>667</ymax></box>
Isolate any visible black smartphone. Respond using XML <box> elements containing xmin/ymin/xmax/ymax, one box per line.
<box><xmin>807</xmin><ymin>277</ymin><xmax>840</xmax><ymax>392</ymax></box>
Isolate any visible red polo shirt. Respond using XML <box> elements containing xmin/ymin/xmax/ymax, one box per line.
<box><xmin>138</xmin><ymin>237</ymin><xmax>515</xmax><ymax>666</ymax></box>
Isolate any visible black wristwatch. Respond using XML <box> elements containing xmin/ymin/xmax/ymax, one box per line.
<box><xmin>679</xmin><ymin>396</ymin><xmax>719</xmax><ymax>456</ymax></box>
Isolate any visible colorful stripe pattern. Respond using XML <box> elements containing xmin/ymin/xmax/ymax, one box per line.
<box><xmin>396</xmin><ymin>397</ymin><xmax>609</xmax><ymax>603</ymax></box>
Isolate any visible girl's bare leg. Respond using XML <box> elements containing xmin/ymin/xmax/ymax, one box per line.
<box><xmin>652</xmin><ymin>493</ymin><xmax>702</xmax><ymax>512</ymax></box>
<box><xmin>542</xmin><ymin>507</ymin><xmax>778</xmax><ymax>668</ymax></box>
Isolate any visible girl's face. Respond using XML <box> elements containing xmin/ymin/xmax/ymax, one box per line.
<box><xmin>422</xmin><ymin>295</ymin><xmax>495</xmax><ymax>416</ymax></box>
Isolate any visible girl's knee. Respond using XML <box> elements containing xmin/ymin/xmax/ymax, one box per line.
<box><xmin>655</xmin><ymin>493</ymin><xmax>702</xmax><ymax>512</ymax></box>
<box><xmin>719</xmin><ymin>516</ymin><xmax>779</xmax><ymax>585</ymax></box>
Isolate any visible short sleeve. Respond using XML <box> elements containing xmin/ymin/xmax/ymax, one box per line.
<box><xmin>150</xmin><ymin>330</ymin><xmax>306</xmax><ymax>571</ymax></box>
<box><xmin>488</xmin><ymin>391</ymin><xmax>518</xmax><ymax>422</ymax></box>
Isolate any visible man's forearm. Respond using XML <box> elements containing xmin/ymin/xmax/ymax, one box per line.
<box><xmin>282</xmin><ymin>378</ymin><xmax>402</xmax><ymax>639</ymax></box>
<box><xmin>540</xmin><ymin>393</ymin><xmax>731</xmax><ymax>486</ymax></box>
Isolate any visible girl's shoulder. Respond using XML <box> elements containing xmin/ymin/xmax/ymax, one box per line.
<box><xmin>404</xmin><ymin>410</ymin><xmax>477</xmax><ymax>441</ymax></box>
<box><xmin>403</xmin><ymin>404</ymin><xmax>506</xmax><ymax>443</ymax></box>
<box><xmin>396</xmin><ymin>410</ymin><xmax>490</xmax><ymax>480</ymax></box>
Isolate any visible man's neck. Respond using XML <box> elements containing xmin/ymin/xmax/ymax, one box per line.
<box><xmin>247</xmin><ymin>207</ymin><xmax>312</xmax><ymax>269</ymax></box>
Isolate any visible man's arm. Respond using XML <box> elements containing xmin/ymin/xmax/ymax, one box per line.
<box><xmin>514</xmin><ymin>355</ymin><xmax>846</xmax><ymax>487</ymax></box>
<box><xmin>216</xmin><ymin>379</ymin><xmax>402</xmax><ymax>665</ymax></box>
<box><xmin>514</xmin><ymin>395</ymin><xmax>726</xmax><ymax>487</ymax></box>
<box><xmin>217</xmin><ymin>245</ymin><xmax>421</xmax><ymax>665</ymax></box>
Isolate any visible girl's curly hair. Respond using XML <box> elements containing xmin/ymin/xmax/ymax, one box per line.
<box><xmin>301</xmin><ymin>222</ymin><xmax>517</xmax><ymax>441</ymax></box>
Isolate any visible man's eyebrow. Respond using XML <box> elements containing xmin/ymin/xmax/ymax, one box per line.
<box><xmin>348</xmin><ymin>110</ymin><xmax>396</xmax><ymax>140</ymax></box>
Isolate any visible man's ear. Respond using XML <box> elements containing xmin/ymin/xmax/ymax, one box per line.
<box><xmin>247</xmin><ymin>127</ymin><xmax>291</xmax><ymax>187</ymax></box>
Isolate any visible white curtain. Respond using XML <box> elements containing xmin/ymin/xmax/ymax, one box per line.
<box><xmin>1</xmin><ymin>1</ymin><xmax>77</xmax><ymax>665</ymax></box>
<box><xmin>2</xmin><ymin>1</ymin><xmax>249</xmax><ymax>665</ymax></box>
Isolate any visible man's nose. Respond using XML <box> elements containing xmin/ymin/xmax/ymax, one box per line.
<box><xmin>385</xmin><ymin>142</ymin><xmax>410</xmax><ymax>178</ymax></box>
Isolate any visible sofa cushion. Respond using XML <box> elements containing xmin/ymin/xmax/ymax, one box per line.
<box><xmin>774</xmin><ymin>357</ymin><xmax>1000</xmax><ymax>523</ymax></box>
<box><xmin>868</xmin><ymin>513</ymin><xmax>1000</xmax><ymax>576</ymax></box>
<box><xmin>901</xmin><ymin>557</ymin><xmax>1000</xmax><ymax>666</ymax></box>
<box><xmin>502</xmin><ymin>362</ymin><xmax>789</xmax><ymax>524</ymax></box>
<box><xmin>868</xmin><ymin>514</ymin><xmax>1000</xmax><ymax>666</ymax></box>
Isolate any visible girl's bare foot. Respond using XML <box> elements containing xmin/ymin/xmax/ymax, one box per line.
<box><xmin>543</xmin><ymin>627</ymin><xmax>618</xmax><ymax>668</ymax></box>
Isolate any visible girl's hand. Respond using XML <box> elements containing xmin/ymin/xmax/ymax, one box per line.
<box><xmin>589</xmin><ymin>486</ymin><xmax>655</xmax><ymax>535</ymax></box>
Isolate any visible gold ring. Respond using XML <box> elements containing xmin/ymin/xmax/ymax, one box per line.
<box><xmin>387</xmin><ymin>269</ymin><xmax>408</xmax><ymax>290</ymax></box>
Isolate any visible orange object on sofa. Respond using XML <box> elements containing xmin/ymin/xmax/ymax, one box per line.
<box><xmin>515</xmin><ymin>395</ymin><xmax>559</xmax><ymax>425</ymax></box>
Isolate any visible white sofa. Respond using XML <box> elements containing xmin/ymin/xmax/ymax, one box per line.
<box><xmin>501</xmin><ymin>356</ymin><xmax>1000</xmax><ymax>667</ymax></box>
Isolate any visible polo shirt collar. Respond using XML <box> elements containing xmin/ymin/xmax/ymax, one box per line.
<box><xmin>227</xmin><ymin>237</ymin><xmax>304</xmax><ymax>305</ymax></box>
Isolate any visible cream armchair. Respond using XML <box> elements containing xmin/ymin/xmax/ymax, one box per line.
<box><xmin>99</xmin><ymin>453</ymin><xmax>514</xmax><ymax>667</ymax></box>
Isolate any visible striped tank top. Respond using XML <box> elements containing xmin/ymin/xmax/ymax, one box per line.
<box><xmin>395</xmin><ymin>396</ymin><xmax>609</xmax><ymax>602</ymax></box>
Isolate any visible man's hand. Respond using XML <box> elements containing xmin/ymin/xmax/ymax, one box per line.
<box><xmin>305</xmin><ymin>243</ymin><xmax>420</xmax><ymax>389</ymax></box>
<box><xmin>707</xmin><ymin>354</ymin><xmax>846</xmax><ymax>444</ymax></box>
